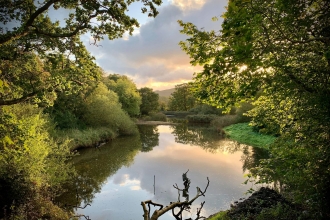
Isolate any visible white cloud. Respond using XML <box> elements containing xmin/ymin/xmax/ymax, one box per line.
<box><xmin>171</xmin><ymin>0</ymin><xmax>207</xmax><ymax>11</ymax></box>
<box><xmin>82</xmin><ymin>0</ymin><xmax>227</xmax><ymax>90</ymax></box>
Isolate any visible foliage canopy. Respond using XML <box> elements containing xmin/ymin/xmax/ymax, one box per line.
<box><xmin>103</xmin><ymin>74</ymin><xmax>142</xmax><ymax>116</ymax></box>
<box><xmin>0</xmin><ymin>0</ymin><xmax>162</xmax><ymax>106</ymax></box>
<box><xmin>168</xmin><ymin>83</ymin><xmax>197</xmax><ymax>111</ymax></box>
<box><xmin>179</xmin><ymin>0</ymin><xmax>330</xmax><ymax>216</ymax></box>
<box><xmin>139</xmin><ymin>87</ymin><xmax>159</xmax><ymax>115</ymax></box>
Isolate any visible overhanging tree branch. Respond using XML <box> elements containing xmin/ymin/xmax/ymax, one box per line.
<box><xmin>0</xmin><ymin>91</ymin><xmax>38</xmax><ymax>106</ymax></box>
<box><xmin>0</xmin><ymin>0</ymin><xmax>59</xmax><ymax>45</ymax></box>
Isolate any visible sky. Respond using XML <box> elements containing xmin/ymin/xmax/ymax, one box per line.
<box><xmin>81</xmin><ymin>0</ymin><xmax>228</xmax><ymax>91</ymax></box>
<box><xmin>2</xmin><ymin>0</ymin><xmax>228</xmax><ymax>91</ymax></box>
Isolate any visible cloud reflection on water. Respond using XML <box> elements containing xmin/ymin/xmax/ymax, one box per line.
<box><xmin>101</xmin><ymin>126</ymin><xmax>250</xmax><ymax>219</ymax></box>
<box><xmin>71</xmin><ymin>125</ymin><xmax>259</xmax><ymax>219</ymax></box>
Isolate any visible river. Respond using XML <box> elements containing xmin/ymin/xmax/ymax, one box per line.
<box><xmin>57</xmin><ymin>124</ymin><xmax>266</xmax><ymax>219</ymax></box>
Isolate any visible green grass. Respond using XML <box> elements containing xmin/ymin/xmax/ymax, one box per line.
<box><xmin>207</xmin><ymin>211</ymin><xmax>230</xmax><ymax>220</ymax></box>
<box><xmin>53</xmin><ymin>127</ymin><xmax>118</xmax><ymax>150</ymax></box>
<box><xmin>223</xmin><ymin>123</ymin><xmax>276</xmax><ymax>149</ymax></box>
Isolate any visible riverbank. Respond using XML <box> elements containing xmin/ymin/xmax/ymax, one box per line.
<box><xmin>53</xmin><ymin>127</ymin><xmax>124</xmax><ymax>151</ymax></box>
<box><xmin>135</xmin><ymin>120</ymin><xmax>178</xmax><ymax>125</ymax></box>
<box><xmin>223</xmin><ymin>123</ymin><xmax>276</xmax><ymax>149</ymax></box>
<box><xmin>206</xmin><ymin>123</ymin><xmax>311</xmax><ymax>220</ymax></box>
<box><xmin>206</xmin><ymin>187</ymin><xmax>308</xmax><ymax>220</ymax></box>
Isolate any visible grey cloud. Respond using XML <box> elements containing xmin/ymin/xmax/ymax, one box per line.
<box><xmin>82</xmin><ymin>0</ymin><xmax>227</xmax><ymax>89</ymax></box>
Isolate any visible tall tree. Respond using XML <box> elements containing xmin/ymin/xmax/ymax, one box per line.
<box><xmin>0</xmin><ymin>0</ymin><xmax>162</xmax><ymax>106</ymax></box>
<box><xmin>179</xmin><ymin>0</ymin><xmax>330</xmax><ymax>216</ymax></box>
<box><xmin>139</xmin><ymin>87</ymin><xmax>159</xmax><ymax>115</ymax></box>
<box><xmin>168</xmin><ymin>83</ymin><xmax>196</xmax><ymax>111</ymax></box>
<box><xmin>103</xmin><ymin>74</ymin><xmax>142</xmax><ymax>116</ymax></box>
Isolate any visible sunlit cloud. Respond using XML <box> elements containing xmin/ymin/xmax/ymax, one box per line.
<box><xmin>81</xmin><ymin>0</ymin><xmax>226</xmax><ymax>91</ymax></box>
<box><xmin>171</xmin><ymin>0</ymin><xmax>207</xmax><ymax>11</ymax></box>
<box><xmin>114</xmin><ymin>174</ymin><xmax>142</xmax><ymax>191</ymax></box>
<box><xmin>130</xmin><ymin>185</ymin><xmax>142</xmax><ymax>190</ymax></box>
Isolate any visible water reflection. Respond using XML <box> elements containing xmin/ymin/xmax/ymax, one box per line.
<box><xmin>58</xmin><ymin>124</ymin><xmax>268</xmax><ymax>219</ymax></box>
<box><xmin>170</xmin><ymin>123</ymin><xmax>223</xmax><ymax>153</ymax></box>
<box><xmin>57</xmin><ymin>135</ymin><xmax>142</xmax><ymax>206</ymax></box>
<box><xmin>139</xmin><ymin>125</ymin><xmax>159</xmax><ymax>152</ymax></box>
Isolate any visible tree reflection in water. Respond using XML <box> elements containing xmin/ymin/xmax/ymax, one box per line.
<box><xmin>170</xmin><ymin>123</ymin><xmax>223</xmax><ymax>152</ymax></box>
<box><xmin>57</xmin><ymin>123</ymin><xmax>270</xmax><ymax>215</ymax></box>
<box><xmin>57</xmin><ymin>125</ymin><xmax>160</xmax><ymax>211</ymax></box>
<box><xmin>138</xmin><ymin>125</ymin><xmax>159</xmax><ymax>152</ymax></box>
<box><xmin>171</xmin><ymin>123</ymin><xmax>270</xmax><ymax>181</ymax></box>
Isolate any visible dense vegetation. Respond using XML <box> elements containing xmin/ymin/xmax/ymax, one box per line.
<box><xmin>0</xmin><ymin>0</ymin><xmax>162</xmax><ymax>218</ymax></box>
<box><xmin>138</xmin><ymin>87</ymin><xmax>160</xmax><ymax>115</ymax></box>
<box><xmin>179</xmin><ymin>0</ymin><xmax>330</xmax><ymax>218</ymax></box>
<box><xmin>1</xmin><ymin>0</ymin><xmax>329</xmax><ymax>218</ymax></box>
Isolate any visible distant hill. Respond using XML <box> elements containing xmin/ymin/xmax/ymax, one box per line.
<box><xmin>155</xmin><ymin>88</ymin><xmax>175</xmax><ymax>98</ymax></box>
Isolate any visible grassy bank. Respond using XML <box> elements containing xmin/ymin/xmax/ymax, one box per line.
<box><xmin>53</xmin><ymin>127</ymin><xmax>119</xmax><ymax>150</ymax></box>
<box><xmin>223</xmin><ymin>123</ymin><xmax>276</xmax><ymax>149</ymax></box>
<box><xmin>207</xmin><ymin>211</ymin><xmax>229</xmax><ymax>220</ymax></box>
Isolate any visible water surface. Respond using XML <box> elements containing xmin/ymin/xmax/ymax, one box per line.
<box><xmin>59</xmin><ymin>124</ymin><xmax>262</xmax><ymax>219</ymax></box>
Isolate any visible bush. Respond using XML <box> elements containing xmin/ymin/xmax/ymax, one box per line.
<box><xmin>53</xmin><ymin>127</ymin><xmax>117</xmax><ymax>150</ymax></box>
<box><xmin>235</xmin><ymin>102</ymin><xmax>254</xmax><ymax>123</ymax></box>
<box><xmin>162</xmin><ymin>111</ymin><xmax>192</xmax><ymax>117</ymax></box>
<box><xmin>210</xmin><ymin>115</ymin><xmax>238</xmax><ymax>130</ymax></box>
<box><xmin>143</xmin><ymin>112</ymin><xmax>167</xmax><ymax>121</ymax></box>
<box><xmin>0</xmin><ymin>104</ymin><xmax>73</xmax><ymax>219</ymax></box>
<box><xmin>207</xmin><ymin>211</ymin><xmax>229</xmax><ymax>220</ymax></box>
<box><xmin>256</xmin><ymin>203</ymin><xmax>309</xmax><ymax>220</ymax></box>
<box><xmin>189</xmin><ymin>104</ymin><xmax>223</xmax><ymax>115</ymax></box>
<box><xmin>186</xmin><ymin>114</ymin><xmax>217</xmax><ymax>123</ymax></box>
<box><xmin>83</xmin><ymin>83</ymin><xmax>138</xmax><ymax>136</ymax></box>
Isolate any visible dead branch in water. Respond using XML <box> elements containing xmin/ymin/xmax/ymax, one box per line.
<box><xmin>141</xmin><ymin>170</ymin><xmax>209</xmax><ymax>220</ymax></box>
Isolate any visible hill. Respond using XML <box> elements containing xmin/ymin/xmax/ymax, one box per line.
<box><xmin>155</xmin><ymin>88</ymin><xmax>175</xmax><ymax>98</ymax></box>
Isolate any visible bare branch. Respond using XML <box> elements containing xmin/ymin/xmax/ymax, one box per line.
<box><xmin>141</xmin><ymin>172</ymin><xmax>210</xmax><ymax>220</ymax></box>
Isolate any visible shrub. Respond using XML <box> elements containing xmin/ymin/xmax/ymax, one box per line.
<box><xmin>83</xmin><ymin>83</ymin><xmax>138</xmax><ymax>136</ymax></box>
<box><xmin>235</xmin><ymin>102</ymin><xmax>254</xmax><ymax>123</ymax></box>
<box><xmin>162</xmin><ymin>111</ymin><xmax>192</xmax><ymax>117</ymax></box>
<box><xmin>186</xmin><ymin>114</ymin><xmax>217</xmax><ymax>123</ymax></box>
<box><xmin>144</xmin><ymin>112</ymin><xmax>167</xmax><ymax>121</ymax></box>
<box><xmin>0</xmin><ymin>104</ymin><xmax>73</xmax><ymax>219</ymax></box>
<box><xmin>189</xmin><ymin>104</ymin><xmax>223</xmax><ymax>115</ymax></box>
<box><xmin>53</xmin><ymin>127</ymin><xmax>117</xmax><ymax>150</ymax></box>
<box><xmin>207</xmin><ymin>211</ymin><xmax>230</xmax><ymax>220</ymax></box>
<box><xmin>210</xmin><ymin>115</ymin><xmax>238</xmax><ymax>130</ymax></box>
<box><xmin>256</xmin><ymin>203</ymin><xmax>310</xmax><ymax>220</ymax></box>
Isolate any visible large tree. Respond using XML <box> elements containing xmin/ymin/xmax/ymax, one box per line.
<box><xmin>168</xmin><ymin>83</ymin><xmax>196</xmax><ymax>111</ymax></box>
<box><xmin>139</xmin><ymin>87</ymin><xmax>159</xmax><ymax>115</ymax></box>
<box><xmin>103</xmin><ymin>74</ymin><xmax>142</xmax><ymax>116</ymax></box>
<box><xmin>179</xmin><ymin>0</ymin><xmax>330</xmax><ymax>216</ymax></box>
<box><xmin>0</xmin><ymin>0</ymin><xmax>162</xmax><ymax>106</ymax></box>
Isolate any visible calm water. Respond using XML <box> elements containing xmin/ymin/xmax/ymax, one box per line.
<box><xmin>58</xmin><ymin>124</ymin><xmax>266</xmax><ymax>219</ymax></box>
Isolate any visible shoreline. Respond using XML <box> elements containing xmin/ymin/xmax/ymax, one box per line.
<box><xmin>135</xmin><ymin>120</ymin><xmax>178</xmax><ymax>125</ymax></box>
